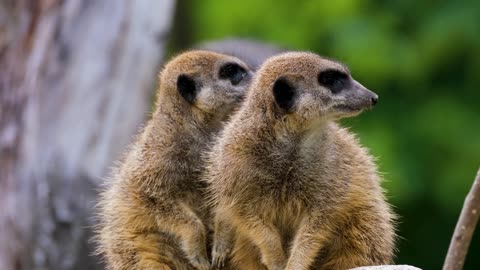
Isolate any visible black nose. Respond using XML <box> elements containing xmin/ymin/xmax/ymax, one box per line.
<box><xmin>371</xmin><ymin>96</ymin><xmax>378</xmax><ymax>106</ymax></box>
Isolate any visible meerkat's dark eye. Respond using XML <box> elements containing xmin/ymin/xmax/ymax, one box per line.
<box><xmin>219</xmin><ymin>63</ymin><xmax>247</xmax><ymax>86</ymax></box>
<box><xmin>318</xmin><ymin>69</ymin><xmax>349</xmax><ymax>94</ymax></box>
<box><xmin>177</xmin><ymin>74</ymin><xmax>197</xmax><ymax>104</ymax></box>
<box><xmin>273</xmin><ymin>77</ymin><xmax>296</xmax><ymax>112</ymax></box>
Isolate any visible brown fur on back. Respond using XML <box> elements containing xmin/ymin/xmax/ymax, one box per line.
<box><xmin>206</xmin><ymin>52</ymin><xmax>396</xmax><ymax>270</ymax></box>
<box><xmin>96</xmin><ymin>50</ymin><xmax>251</xmax><ymax>270</ymax></box>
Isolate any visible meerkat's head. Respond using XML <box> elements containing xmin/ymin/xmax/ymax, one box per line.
<box><xmin>251</xmin><ymin>52</ymin><xmax>377</xmax><ymax>125</ymax></box>
<box><xmin>159</xmin><ymin>50</ymin><xmax>252</xmax><ymax>120</ymax></box>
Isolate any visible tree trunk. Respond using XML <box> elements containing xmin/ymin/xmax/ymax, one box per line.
<box><xmin>0</xmin><ymin>1</ymin><xmax>176</xmax><ymax>269</ymax></box>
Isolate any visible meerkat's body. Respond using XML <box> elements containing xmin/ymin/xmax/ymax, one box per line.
<box><xmin>96</xmin><ymin>51</ymin><xmax>252</xmax><ymax>270</ymax></box>
<box><xmin>207</xmin><ymin>52</ymin><xmax>395</xmax><ymax>270</ymax></box>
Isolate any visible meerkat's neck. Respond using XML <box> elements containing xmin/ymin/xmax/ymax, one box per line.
<box><xmin>299</xmin><ymin>121</ymin><xmax>332</xmax><ymax>149</ymax></box>
<box><xmin>239</xmin><ymin>111</ymin><xmax>334</xmax><ymax>161</ymax></box>
<box><xmin>148</xmin><ymin>93</ymin><xmax>218</xmax><ymax>143</ymax></box>
<box><xmin>130</xmin><ymin>106</ymin><xmax>213</xmax><ymax>194</ymax></box>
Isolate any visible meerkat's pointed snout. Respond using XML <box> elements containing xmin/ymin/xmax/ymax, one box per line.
<box><xmin>350</xmin><ymin>79</ymin><xmax>379</xmax><ymax>109</ymax></box>
<box><xmin>239</xmin><ymin>70</ymin><xmax>254</xmax><ymax>91</ymax></box>
<box><xmin>364</xmin><ymin>90</ymin><xmax>378</xmax><ymax>107</ymax></box>
<box><xmin>371</xmin><ymin>94</ymin><xmax>378</xmax><ymax>106</ymax></box>
<box><xmin>367</xmin><ymin>91</ymin><xmax>378</xmax><ymax>107</ymax></box>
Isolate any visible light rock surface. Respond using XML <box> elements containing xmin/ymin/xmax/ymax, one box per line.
<box><xmin>351</xmin><ymin>265</ymin><xmax>422</xmax><ymax>270</ymax></box>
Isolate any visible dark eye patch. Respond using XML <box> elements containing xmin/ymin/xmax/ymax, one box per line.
<box><xmin>219</xmin><ymin>62</ymin><xmax>247</xmax><ymax>86</ymax></box>
<box><xmin>177</xmin><ymin>74</ymin><xmax>197</xmax><ymax>104</ymax></box>
<box><xmin>318</xmin><ymin>69</ymin><xmax>349</xmax><ymax>94</ymax></box>
<box><xmin>273</xmin><ymin>77</ymin><xmax>296</xmax><ymax>112</ymax></box>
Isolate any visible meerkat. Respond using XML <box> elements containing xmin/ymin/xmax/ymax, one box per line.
<box><xmin>206</xmin><ymin>52</ymin><xmax>396</xmax><ymax>270</ymax></box>
<box><xmin>96</xmin><ymin>50</ymin><xmax>252</xmax><ymax>270</ymax></box>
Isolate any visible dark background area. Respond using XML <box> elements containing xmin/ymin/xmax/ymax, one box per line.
<box><xmin>170</xmin><ymin>1</ymin><xmax>480</xmax><ymax>269</ymax></box>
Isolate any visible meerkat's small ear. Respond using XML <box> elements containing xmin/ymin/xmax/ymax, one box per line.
<box><xmin>177</xmin><ymin>74</ymin><xmax>197</xmax><ymax>104</ymax></box>
<box><xmin>273</xmin><ymin>77</ymin><xmax>296</xmax><ymax>112</ymax></box>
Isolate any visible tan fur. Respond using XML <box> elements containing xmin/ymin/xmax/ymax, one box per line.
<box><xmin>206</xmin><ymin>52</ymin><xmax>396</xmax><ymax>270</ymax></box>
<box><xmin>96</xmin><ymin>50</ymin><xmax>251</xmax><ymax>270</ymax></box>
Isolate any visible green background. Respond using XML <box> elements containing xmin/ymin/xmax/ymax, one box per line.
<box><xmin>169</xmin><ymin>1</ymin><xmax>480</xmax><ymax>269</ymax></box>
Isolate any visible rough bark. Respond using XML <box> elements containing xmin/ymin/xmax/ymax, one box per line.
<box><xmin>443</xmin><ymin>166</ymin><xmax>480</xmax><ymax>270</ymax></box>
<box><xmin>0</xmin><ymin>1</ymin><xmax>176</xmax><ymax>269</ymax></box>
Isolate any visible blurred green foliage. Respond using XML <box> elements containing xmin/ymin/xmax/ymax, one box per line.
<box><xmin>177</xmin><ymin>0</ymin><xmax>480</xmax><ymax>269</ymax></box>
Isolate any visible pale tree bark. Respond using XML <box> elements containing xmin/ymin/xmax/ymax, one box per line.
<box><xmin>0</xmin><ymin>1</ymin><xmax>176</xmax><ymax>269</ymax></box>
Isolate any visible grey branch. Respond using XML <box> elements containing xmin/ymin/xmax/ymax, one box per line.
<box><xmin>443</xmin><ymin>166</ymin><xmax>480</xmax><ymax>270</ymax></box>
